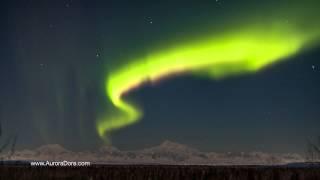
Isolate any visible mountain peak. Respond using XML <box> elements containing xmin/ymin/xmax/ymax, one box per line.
<box><xmin>145</xmin><ymin>140</ymin><xmax>199</xmax><ymax>154</ymax></box>
<box><xmin>36</xmin><ymin>144</ymin><xmax>70</xmax><ymax>154</ymax></box>
<box><xmin>98</xmin><ymin>145</ymin><xmax>119</xmax><ymax>153</ymax></box>
<box><xmin>160</xmin><ymin>140</ymin><xmax>186</xmax><ymax>148</ymax></box>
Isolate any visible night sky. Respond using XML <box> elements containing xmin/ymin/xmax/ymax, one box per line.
<box><xmin>2</xmin><ymin>0</ymin><xmax>320</xmax><ymax>153</ymax></box>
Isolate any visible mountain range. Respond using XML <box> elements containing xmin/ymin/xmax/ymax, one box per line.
<box><xmin>3</xmin><ymin>140</ymin><xmax>305</xmax><ymax>165</ymax></box>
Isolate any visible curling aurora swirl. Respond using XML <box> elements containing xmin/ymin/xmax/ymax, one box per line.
<box><xmin>97</xmin><ymin>14</ymin><xmax>320</xmax><ymax>139</ymax></box>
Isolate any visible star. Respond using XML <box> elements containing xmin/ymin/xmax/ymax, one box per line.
<box><xmin>146</xmin><ymin>16</ymin><xmax>153</xmax><ymax>24</ymax></box>
<box><xmin>40</xmin><ymin>63</ymin><xmax>45</xmax><ymax>69</ymax></box>
<box><xmin>215</xmin><ymin>0</ymin><xmax>222</xmax><ymax>5</ymax></box>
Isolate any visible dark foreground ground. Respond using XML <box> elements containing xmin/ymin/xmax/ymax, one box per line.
<box><xmin>0</xmin><ymin>163</ymin><xmax>319</xmax><ymax>180</ymax></box>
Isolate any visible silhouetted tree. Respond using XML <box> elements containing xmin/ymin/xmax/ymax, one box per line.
<box><xmin>0</xmin><ymin>120</ymin><xmax>18</xmax><ymax>161</ymax></box>
<box><xmin>306</xmin><ymin>136</ymin><xmax>320</xmax><ymax>162</ymax></box>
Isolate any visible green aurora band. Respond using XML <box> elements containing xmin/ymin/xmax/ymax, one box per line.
<box><xmin>97</xmin><ymin>3</ymin><xmax>320</xmax><ymax>139</ymax></box>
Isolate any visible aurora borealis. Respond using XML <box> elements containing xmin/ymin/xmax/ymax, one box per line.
<box><xmin>3</xmin><ymin>0</ymin><xmax>320</xmax><ymax>152</ymax></box>
<box><xmin>98</xmin><ymin>3</ymin><xmax>320</xmax><ymax>137</ymax></box>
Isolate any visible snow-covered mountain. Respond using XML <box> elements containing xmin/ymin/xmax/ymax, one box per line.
<box><xmin>4</xmin><ymin>140</ymin><xmax>305</xmax><ymax>165</ymax></box>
